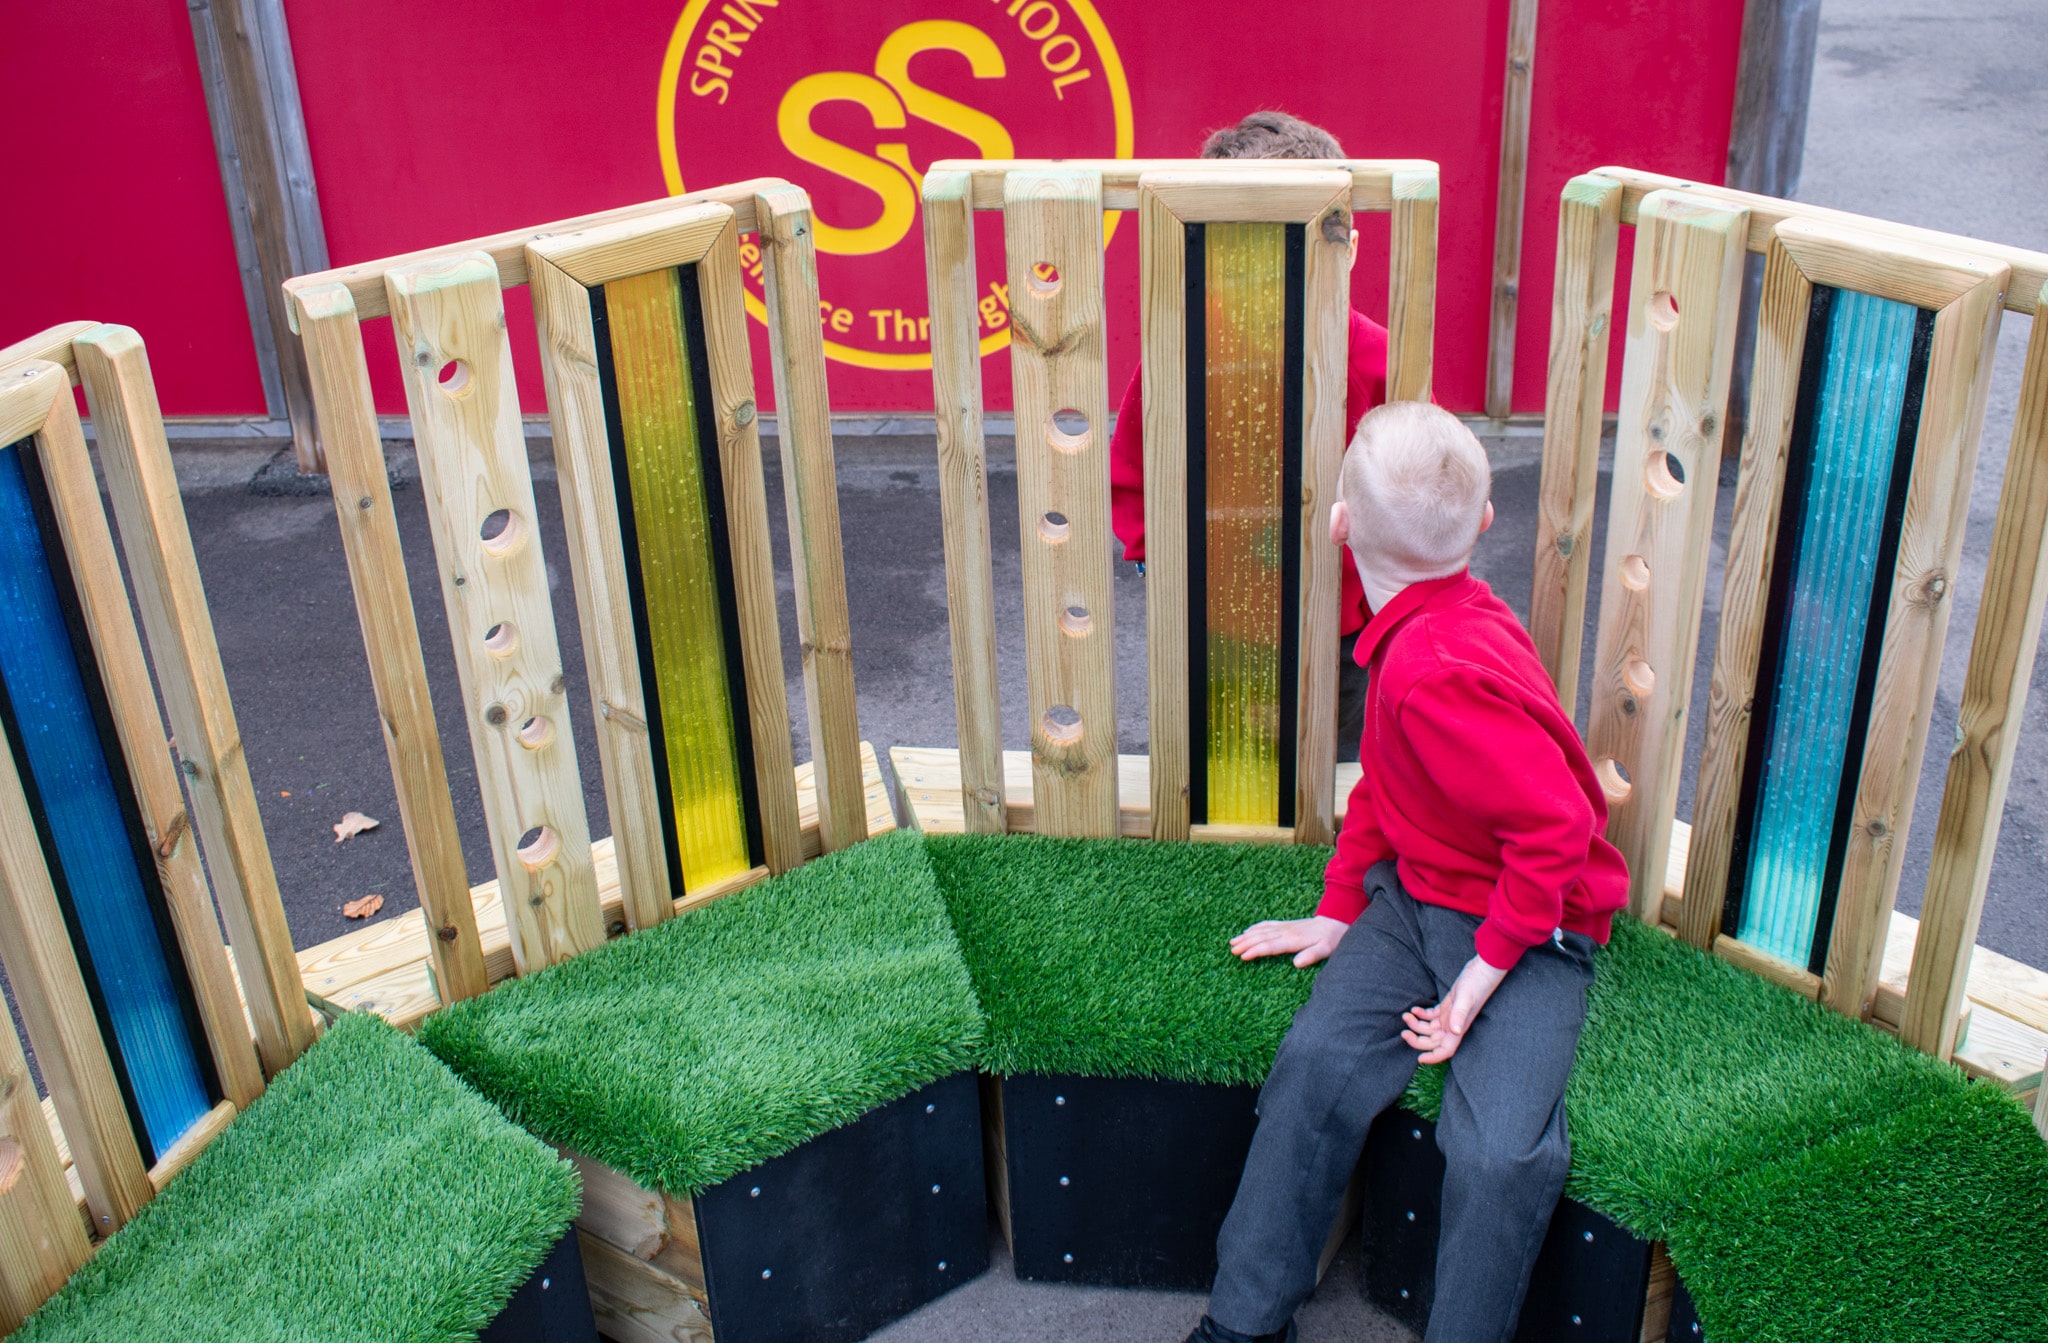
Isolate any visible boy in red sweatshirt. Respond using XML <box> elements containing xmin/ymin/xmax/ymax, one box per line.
<box><xmin>1109</xmin><ymin>110</ymin><xmax>1387</xmax><ymax>760</ymax></box>
<box><xmin>1185</xmin><ymin>402</ymin><xmax>1629</xmax><ymax>1343</ymax></box>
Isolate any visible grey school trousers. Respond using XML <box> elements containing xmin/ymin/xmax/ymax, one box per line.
<box><xmin>1207</xmin><ymin>862</ymin><xmax>1596</xmax><ymax>1343</ymax></box>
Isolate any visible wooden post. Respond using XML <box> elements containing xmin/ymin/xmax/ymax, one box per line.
<box><xmin>1529</xmin><ymin>175</ymin><xmax>1622</xmax><ymax>706</ymax></box>
<box><xmin>1583</xmin><ymin>191</ymin><xmax>1750</xmax><ymax>923</ymax></box>
<box><xmin>291</xmin><ymin>285</ymin><xmax>489</xmax><ymax>1004</ymax></box>
<box><xmin>1905</xmin><ymin>279</ymin><xmax>2048</xmax><ymax>1057</ymax></box>
<box><xmin>922</xmin><ymin>170</ymin><xmax>1007</xmax><ymax>835</ymax></box>
<box><xmin>1005</xmin><ymin>170</ymin><xmax>1117</xmax><ymax>839</ymax></box>
<box><xmin>0</xmin><ymin>1004</ymin><xmax>88</xmax><ymax>1332</ymax></box>
<box><xmin>1139</xmin><ymin>184</ymin><xmax>1192</xmax><ymax>842</ymax></box>
<box><xmin>1386</xmin><ymin>170</ymin><xmax>1440</xmax><ymax>404</ymax></box>
<box><xmin>754</xmin><ymin>185</ymin><xmax>866</xmax><ymax>855</ymax></box>
<box><xmin>1484</xmin><ymin>0</ymin><xmax>1540</xmax><ymax>420</ymax></box>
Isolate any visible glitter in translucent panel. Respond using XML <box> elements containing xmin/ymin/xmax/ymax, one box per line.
<box><xmin>1203</xmin><ymin>223</ymin><xmax>1288</xmax><ymax>826</ymax></box>
<box><xmin>603</xmin><ymin>270</ymin><xmax>752</xmax><ymax>892</ymax></box>
<box><xmin>0</xmin><ymin>441</ymin><xmax>211</xmax><ymax>1159</ymax></box>
<box><xmin>1739</xmin><ymin>290</ymin><xmax>1918</xmax><ymax>963</ymax></box>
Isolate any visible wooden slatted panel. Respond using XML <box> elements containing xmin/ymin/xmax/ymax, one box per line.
<box><xmin>1387</xmin><ymin>169</ymin><xmax>1440</xmax><ymax>403</ymax></box>
<box><xmin>0</xmin><ymin>993</ymin><xmax>88</xmax><ymax>1331</ymax></box>
<box><xmin>1139</xmin><ymin>185</ymin><xmax>1191</xmax><ymax>841</ymax></box>
<box><xmin>1530</xmin><ymin>175</ymin><xmax>1623</xmax><ymax>706</ymax></box>
<box><xmin>71</xmin><ymin>325</ymin><xmax>313</xmax><ymax>1077</ymax></box>
<box><xmin>923</xmin><ymin>169</ymin><xmax>1006</xmax><ymax>835</ymax></box>
<box><xmin>1906</xmin><ymin>277</ymin><xmax>2048</xmax><ymax>1055</ymax></box>
<box><xmin>290</xmin><ymin>284</ymin><xmax>488</xmax><ymax>1003</ymax></box>
<box><xmin>386</xmin><ymin>254</ymin><xmax>606</xmax><ymax>973</ymax></box>
<box><xmin>1484</xmin><ymin>0</ymin><xmax>1540</xmax><ymax>419</ymax></box>
<box><xmin>1584</xmin><ymin>191</ymin><xmax>1750</xmax><ymax>921</ymax></box>
<box><xmin>754</xmin><ymin>184</ymin><xmax>866</xmax><ymax>855</ymax></box>
<box><xmin>0</xmin><ymin>324</ymin><xmax>93</xmax><ymax>382</ymax></box>
<box><xmin>1004</xmin><ymin>170</ymin><xmax>1117</xmax><ymax>838</ymax></box>
<box><xmin>931</xmin><ymin>159</ymin><xmax>1439</xmax><ymax>215</ymax></box>
<box><xmin>1296</xmin><ymin>191</ymin><xmax>1353</xmax><ymax>846</ymax></box>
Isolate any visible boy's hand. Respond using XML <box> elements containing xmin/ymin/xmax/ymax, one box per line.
<box><xmin>1401</xmin><ymin>955</ymin><xmax>1510</xmax><ymax>1063</ymax></box>
<box><xmin>1231</xmin><ymin>915</ymin><xmax>1350</xmax><ymax>968</ymax></box>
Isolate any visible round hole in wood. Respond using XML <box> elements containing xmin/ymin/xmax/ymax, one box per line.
<box><xmin>1047</xmin><ymin>409</ymin><xmax>1091</xmax><ymax>454</ymax></box>
<box><xmin>1027</xmin><ymin>262</ymin><xmax>1062</xmax><ymax>297</ymax></box>
<box><xmin>479</xmin><ymin>508</ymin><xmax>527</xmax><ymax>557</ymax></box>
<box><xmin>1623</xmin><ymin>658</ymin><xmax>1656</xmax><ymax>698</ymax></box>
<box><xmin>517</xmin><ymin>716</ymin><xmax>554</xmax><ymax>750</ymax></box>
<box><xmin>1647</xmin><ymin>291</ymin><xmax>1679</xmax><ymax>331</ymax></box>
<box><xmin>1619</xmin><ymin>554</ymin><xmax>1651</xmax><ymax>590</ymax></box>
<box><xmin>0</xmin><ymin>1138</ymin><xmax>21</xmax><ymax>1195</ymax></box>
<box><xmin>436</xmin><ymin>359</ymin><xmax>471</xmax><ymax>395</ymax></box>
<box><xmin>516</xmin><ymin>825</ymin><xmax>560</xmax><ymax>870</ymax></box>
<box><xmin>1059</xmin><ymin>604</ymin><xmax>1092</xmax><ymax>638</ymax></box>
<box><xmin>1645</xmin><ymin>450</ymin><xmax>1686</xmax><ymax>501</ymax></box>
<box><xmin>483</xmin><ymin>621</ymin><xmax>518</xmax><ymax>656</ymax></box>
<box><xmin>1041</xmin><ymin>704</ymin><xmax>1083</xmax><ymax>747</ymax></box>
<box><xmin>1038</xmin><ymin>511</ymin><xmax>1071</xmax><ymax>543</ymax></box>
<box><xmin>1596</xmin><ymin>757</ymin><xmax>1633</xmax><ymax>804</ymax></box>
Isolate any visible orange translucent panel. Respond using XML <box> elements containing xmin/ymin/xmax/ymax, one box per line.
<box><xmin>1203</xmin><ymin>223</ymin><xmax>1287</xmax><ymax>827</ymax></box>
<box><xmin>603</xmin><ymin>268</ymin><xmax>752</xmax><ymax>891</ymax></box>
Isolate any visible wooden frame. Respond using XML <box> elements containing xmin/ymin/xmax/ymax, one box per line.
<box><xmin>915</xmin><ymin>159</ymin><xmax>1439</xmax><ymax>843</ymax></box>
<box><xmin>1532</xmin><ymin>166</ymin><xmax>2048</xmax><ymax>1085</ymax></box>
<box><xmin>1484</xmin><ymin>0</ymin><xmax>1540</xmax><ymax>419</ymax></box>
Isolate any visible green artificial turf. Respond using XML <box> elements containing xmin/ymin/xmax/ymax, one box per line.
<box><xmin>418</xmin><ymin>829</ymin><xmax>985</xmax><ymax>1196</ymax></box>
<box><xmin>927</xmin><ymin>832</ymin><xmax>1329</xmax><ymax>1085</ymax></box>
<box><xmin>16</xmin><ymin>1012</ymin><xmax>579</xmax><ymax>1343</ymax></box>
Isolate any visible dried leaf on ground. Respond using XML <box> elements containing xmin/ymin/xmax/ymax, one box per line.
<box><xmin>333</xmin><ymin>811</ymin><xmax>381</xmax><ymax>843</ymax></box>
<box><xmin>342</xmin><ymin>894</ymin><xmax>385</xmax><ymax>920</ymax></box>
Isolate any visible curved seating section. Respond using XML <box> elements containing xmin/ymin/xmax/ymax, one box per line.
<box><xmin>13</xmin><ymin>1013</ymin><xmax>580</xmax><ymax>1343</ymax></box>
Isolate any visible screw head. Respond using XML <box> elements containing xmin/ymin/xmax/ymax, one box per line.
<box><xmin>540</xmin><ymin>1278</ymin><xmax>550</xmax><ymax>1290</ymax></box>
<box><xmin>1063</xmin><ymin>1253</ymin><xmax>1073</xmax><ymax>1263</ymax></box>
<box><xmin>1406</xmin><ymin>1211</ymin><xmax>1415</xmax><ymax>1221</ymax></box>
<box><xmin>762</xmin><ymin>1269</ymin><xmax>772</xmax><ymax>1279</ymax></box>
<box><xmin>1055</xmin><ymin>1095</ymin><xmax>1066</xmax><ymax>1106</ymax></box>
<box><xmin>1400</xmin><ymin>1289</ymin><xmax>1410</xmax><ymax>1300</ymax></box>
<box><xmin>750</xmin><ymin>1187</ymin><xmax>761</xmax><ymax>1198</ymax></box>
<box><xmin>1411</xmin><ymin>1129</ymin><xmax>1422</xmax><ymax>1140</ymax></box>
<box><xmin>1059</xmin><ymin>1176</ymin><xmax>1070</xmax><ymax>1187</ymax></box>
<box><xmin>358</xmin><ymin>496</ymin><xmax>372</xmax><ymax>510</ymax></box>
<box><xmin>931</xmin><ymin>1184</ymin><xmax>941</xmax><ymax>1194</ymax></box>
<box><xmin>1571</xmin><ymin>1315</ymin><xmax>1582</xmax><ymax>1326</ymax></box>
<box><xmin>926</xmin><ymin>1103</ymin><xmax>936</xmax><ymax>1114</ymax></box>
<box><xmin>1583</xmin><ymin>1230</ymin><xmax>1594</xmax><ymax>1241</ymax></box>
<box><xmin>938</xmin><ymin>1260</ymin><xmax>947</xmax><ymax>1271</ymax></box>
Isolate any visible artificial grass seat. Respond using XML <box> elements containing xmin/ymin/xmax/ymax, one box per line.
<box><xmin>417</xmin><ymin>828</ymin><xmax>985</xmax><ymax>1197</ymax></box>
<box><xmin>14</xmin><ymin>1012</ymin><xmax>580</xmax><ymax>1343</ymax></box>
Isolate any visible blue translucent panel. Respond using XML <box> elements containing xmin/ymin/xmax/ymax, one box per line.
<box><xmin>1738</xmin><ymin>292</ymin><xmax>1920</xmax><ymax>964</ymax></box>
<box><xmin>0</xmin><ymin>442</ymin><xmax>211</xmax><ymax>1158</ymax></box>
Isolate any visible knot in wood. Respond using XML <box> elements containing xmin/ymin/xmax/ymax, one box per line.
<box><xmin>1699</xmin><ymin>413</ymin><xmax>1717</xmax><ymax>439</ymax></box>
<box><xmin>551</xmin><ymin>674</ymin><xmax>567</xmax><ymax>696</ymax></box>
<box><xmin>974</xmin><ymin>787</ymin><xmax>999</xmax><ymax>806</ymax></box>
<box><xmin>734</xmin><ymin>399</ymin><xmax>757</xmax><ymax>427</ymax></box>
<box><xmin>1868</xmin><ymin>819</ymin><xmax>1888</xmax><ymax>839</ymax></box>
<box><xmin>1554</xmin><ymin>531</ymin><xmax>1575</xmax><ymax>557</ymax></box>
<box><xmin>485</xmin><ymin>703</ymin><xmax>509</xmax><ymax>726</ymax></box>
<box><xmin>437</xmin><ymin>924</ymin><xmax>459</xmax><ymax>943</ymax></box>
<box><xmin>1620</xmin><ymin>694</ymin><xmax>1637</xmax><ymax>717</ymax></box>
<box><xmin>1925</xmin><ymin>573</ymin><xmax>1950</xmax><ymax>602</ymax></box>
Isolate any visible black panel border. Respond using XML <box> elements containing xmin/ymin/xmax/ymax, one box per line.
<box><xmin>1275</xmin><ymin>222</ymin><xmax>1306</xmax><ymax>829</ymax></box>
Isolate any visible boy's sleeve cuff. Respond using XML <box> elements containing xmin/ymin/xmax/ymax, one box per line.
<box><xmin>1473</xmin><ymin>919</ymin><xmax>1531</xmax><ymax>971</ymax></box>
<box><xmin>1316</xmin><ymin>884</ymin><xmax>1366</xmax><ymax>924</ymax></box>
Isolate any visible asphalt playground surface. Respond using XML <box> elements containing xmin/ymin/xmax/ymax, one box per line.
<box><xmin>95</xmin><ymin>1</ymin><xmax>2048</xmax><ymax>1338</ymax></box>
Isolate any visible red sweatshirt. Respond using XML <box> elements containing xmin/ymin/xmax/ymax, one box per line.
<box><xmin>1109</xmin><ymin>309</ymin><xmax>1389</xmax><ymax>637</ymax></box>
<box><xmin>1321</xmin><ymin>571</ymin><xmax>1629</xmax><ymax>969</ymax></box>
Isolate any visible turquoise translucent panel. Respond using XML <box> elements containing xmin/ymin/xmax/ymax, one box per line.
<box><xmin>0</xmin><ymin>441</ymin><xmax>212</xmax><ymax>1159</ymax></box>
<box><xmin>1738</xmin><ymin>291</ymin><xmax>1919</xmax><ymax>964</ymax></box>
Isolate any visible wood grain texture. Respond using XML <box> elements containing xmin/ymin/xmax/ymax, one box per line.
<box><xmin>1529</xmin><ymin>175</ymin><xmax>1622</xmax><ymax>704</ymax></box>
<box><xmin>1819</xmin><ymin>250</ymin><xmax>2008</xmax><ymax>1021</ymax></box>
<box><xmin>32</xmin><ymin>364</ymin><xmax>265</xmax><ymax>1113</ymax></box>
<box><xmin>922</xmin><ymin>170</ymin><xmax>1006</xmax><ymax>835</ymax></box>
<box><xmin>0</xmin><ymin>365</ymin><xmax>64</xmax><ymax>447</ymax></box>
<box><xmin>144</xmin><ymin>1099</ymin><xmax>235</xmax><ymax>1193</ymax></box>
<box><xmin>1296</xmin><ymin>180</ymin><xmax>1354</xmax><ymax>845</ymax></box>
<box><xmin>1139</xmin><ymin>185</ymin><xmax>1191</xmax><ymax>841</ymax></box>
<box><xmin>1680</xmin><ymin>233</ymin><xmax>1814</xmax><ymax>950</ymax></box>
<box><xmin>1137</xmin><ymin>171</ymin><xmax>1355</xmax><ymax>223</ymax></box>
<box><xmin>386</xmin><ymin>254</ymin><xmax>606</xmax><ymax>973</ymax></box>
<box><xmin>0</xmin><ymin>982</ymin><xmax>89</xmax><ymax>1332</ymax></box>
<box><xmin>1485</xmin><ymin>0</ymin><xmax>1540</xmax><ymax>419</ymax></box>
<box><xmin>290</xmin><ymin>284</ymin><xmax>487</xmax><ymax>1003</ymax></box>
<box><xmin>578</xmin><ymin>1229</ymin><xmax>715</xmax><ymax>1343</ymax></box>
<box><xmin>1584</xmin><ymin>191</ymin><xmax>1750</xmax><ymax>922</ymax></box>
<box><xmin>754</xmin><ymin>184</ymin><xmax>866</xmax><ymax>855</ymax></box>
<box><xmin>72</xmin><ymin>324</ymin><xmax>313</xmax><ymax>1077</ymax></box>
<box><xmin>526</xmin><ymin>253</ymin><xmax>672</xmax><ymax>935</ymax></box>
<box><xmin>1906</xmin><ymin>278</ymin><xmax>2048</xmax><ymax>1057</ymax></box>
<box><xmin>534</xmin><ymin>208</ymin><xmax>735</xmax><ymax>288</ymax></box>
<box><xmin>0</xmin><ymin>323</ymin><xmax>92</xmax><ymax>383</ymax></box>
<box><xmin>927</xmin><ymin>158</ymin><xmax>1438</xmax><ymax>214</ymax></box>
<box><xmin>1005</xmin><ymin>170</ymin><xmax>1117</xmax><ymax>838</ymax></box>
<box><xmin>1715</xmin><ymin>933</ymin><xmax>1823</xmax><ymax>999</ymax></box>
<box><xmin>1386</xmin><ymin>169</ymin><xmax>1440</xmax><ymax>403</ymax></box>
<box><xmin>696</xmin><ymin>224</ymin><xmax>804</xmax><ymax>876</ymax></box>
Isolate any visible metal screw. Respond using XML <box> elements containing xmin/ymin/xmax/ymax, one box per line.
<box><xmin>750</xmin><ymin>1187</ymin><xmax>761</xmax><ymax>1198</ymax></box>
<box><xmin>1405</xmin><ymin>1211</ymin><xmax>1415</xmax><ymax>1221</ymax></box>
<box><xmin>1583</xmin><ymin>1230</ymin><xmax>1593</xmax><ymax>1242</ymax></box>
<box><xmin>1400</xmin><ymin>1289</ymin><xmax>1410</xmax><ymax>1300</ymax></box>
<box><xmin>1059</xmin><ymin>1176</ymin><xmax>1070</xmax><ymax>1187</ymax></box>
<box><xmin>931</xmin><ymin>1184</ymin><xmax>941</xmax><ymax>1194</ymax></box>
<box><xmin>541</xmin><ymin>1278</ymin><xmax>551</xmax><ymax>1290</ymax></box>
<box><xmin>1063</xmin><ymin>1253</ymin><xmax>1073</xmax><ymax>1263</ymax></box>
<box><xmin>926</xmin><ymin>1103</ymin><xmax>936</xmax><ymax>1114</ymax></box>
<box><xmin>1571</xmin><ymin>1316</ymin><xmax>1582</xmax><ymax>1326</ymax></box>
<box><xmin>762</xmin><ymin>1269</ymin><xmax>772</xmax><ymax>1279</ymax></box>
<box><xmin>938</xmin><ymin>1261</ymin><xmax>948</xmax><ymax>1271</ymax></box>
<box><xmin>1411</xmin><ymin>1129</ymin><xmax>1422</xmax><ymax>1140</ymax></box>
<box><xmin>454</xmin><ymin>575</ymin><xmax>466</xmax><ymax>586</ymax></box>
<box><xmin>1055</xmin><ymin>1095</ymin><xmax>1066</xmax><ymax>1106</ymax></box>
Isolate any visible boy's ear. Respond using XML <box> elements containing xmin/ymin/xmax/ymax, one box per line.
<box><xmin>1347</xmin><ymin>228</ymin><xmax>1360</xmax><ymax>274</ymax></box>
<box><xmin>1479</xmin><ymin>500</ymin><xmax>1495</xmax><ymax>535</ymax></box>
<box><xmin>1329</xmin><ymin>498</ymin><xmax>1351</xmax><ymax>546</ymax></box>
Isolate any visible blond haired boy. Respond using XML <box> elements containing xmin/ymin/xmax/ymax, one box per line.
<box><xmin>1186</xmin><ymin>403</ymin><xmax>1630</xmax><ymax>1343</ymax></box>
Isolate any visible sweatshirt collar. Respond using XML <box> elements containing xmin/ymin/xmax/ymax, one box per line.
<box><xmin>1353</xmin><ymin>570</ymin><xmax>1474</xmax><ymax>668</ymax></box>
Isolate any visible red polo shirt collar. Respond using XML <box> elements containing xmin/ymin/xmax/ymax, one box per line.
<box><xmin>1352</xmin><ymin>570</ymin><xmax>1474</xmax><ymax>669</ymax></box>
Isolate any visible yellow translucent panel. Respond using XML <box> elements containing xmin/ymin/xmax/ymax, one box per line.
<box><xmin>603</xmin><ymin>268</ymin><xmax>752</xmax><ymax>891</ymax></box>
<box><xmin>1204</xmin><ymin>223</ymin><xmax>1287</xmax><ymax>827</ymax></box>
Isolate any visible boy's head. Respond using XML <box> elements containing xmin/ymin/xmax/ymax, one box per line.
<box><xmin>1334</xmin><ymin>402</ymin><xmax>1493</xmax><ymax>590</ymax></box>
<box><xmin>1200</xmin><ymin>110</ymin><xmax>1343</xmax><ymax>161</ymax></box>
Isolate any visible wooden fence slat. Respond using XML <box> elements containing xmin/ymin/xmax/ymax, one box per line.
<box><xmin>33</xmin><ymin>360</ymin><xmax>264</xmax><ymax>1113</ymax></box>
<box><xmin>1296</xmin><ymin>187</ymin><xmax>1354</xmax><ymax>846</ymax></box>
<box><xmin>1138</xmin><ymin>185</ymin><xmax>1190</xmax><ymax>841</ymax></box>
<box><xmin>929</xmin><ymin>158</ymin><xmax>1440</xmax><ymax>215</ymax></box>
<box><xmin>922</xmin><ymin>170</ymin><xmax>1006</xmax><ymax>835</ymax></box>
<box><xmin>1529</xmin><ymin>175</ymin><xmax>1622</xmax><ymax>706</ymax></box>
<box><xmin>1485</xmin><ymin>0</ymin><xmax>1540</xmax><ymax>419</ymax></box>
<box><xmin>695</xmin><ymin>224</ymin><xmax>804</xmax><ymax>875</ymax></box>
<box><xmin>292</xmin><ymin>284</ymin><xmax>488</xmax><ymax>1003</ymax></box>
<box><xmin>71</xmin><ymin>325</ymin><xmax>314</xmax><ymax>1077</ymax></box>
<box><xmin>0</xmin><ymin>323</ymin><xmax>94</xmax><ymax>383</ymax></box>
<box><xmin>1005</xmin><ymin>170</ymin><xmax>1117</xmax><ymax>839</ymax></box>
<box><xmin>387</xmin><ymin>255</ymin><xmax>606</xmax><ymax>973</ymax></box>
<box><xmin>1680</xmin><ymin>234</ymin><xmax>1813</xmax><ymax>950</ymax></box>
<box><xmin>1905</xmin><ymin>278</ymin><xmax>2048</xmax><ymax>1056</ymax></box>
<box><xmin>754</xmin><ymin>184</ymin><xmax>865</xmax><ymax>855</ymax></box>
<box><xmin>1584</xmin><ymin>191</ymin><xmax>1750</xmax><ymax>922</ymax></box>
<box><xmin>0</xmin><ymin>991</ymin><xmax>89</xmax><ymax>1332</ymax></box>
<box><xmin>1386</xmin><ymin>169</ymin><xmax>1440</xmax><ymax>403</ymax></box>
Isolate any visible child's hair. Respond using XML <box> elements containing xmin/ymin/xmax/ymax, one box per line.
<box><xmin>1341</xmin><ymin>402</ymin><xmax>1492</xmax><ymax>580</ymax></box>
<box><xmin>1200</xmin><ymin>111</ymin><xmax>1343</xmax><ymax>161</ymax></box>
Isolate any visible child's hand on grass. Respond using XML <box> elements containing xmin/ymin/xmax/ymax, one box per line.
<box><xmin>1230</xmin><ymin>915</ymin><xmax>1350</xmax><ymax>967</ymax></box>
<box><xmin>1401</xmin><ymin>954</ymin><xmax>1509</xmax><ymax>1063</ymax></box>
